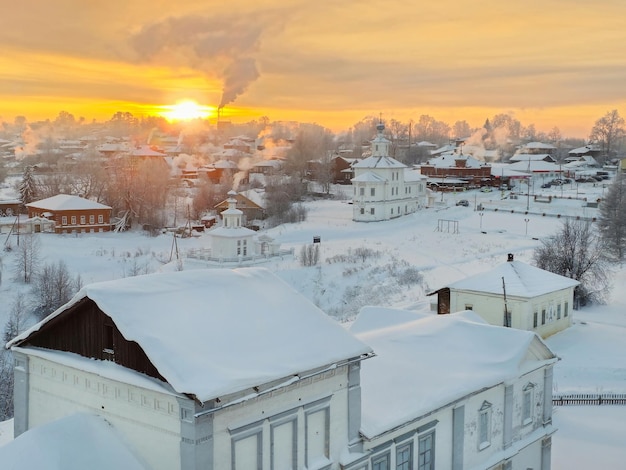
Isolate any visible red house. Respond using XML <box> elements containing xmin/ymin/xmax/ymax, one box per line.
<box><xmin>26</xmin><ymin>194</ymin><xmax>113</xmax><ymax>234</ymax></box>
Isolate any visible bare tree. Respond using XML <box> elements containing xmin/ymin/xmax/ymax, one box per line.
<box><xmin>533</xmin><ymin>219</ymin><xmax>611</xmax><ymax>306</ymax></box>
<box><xmin>0</xmin><ymin>348</ymin><xmax>14</xmax><ymax>420</ymax></box>
<box><xmin>597</xmin><ymin>172</ymin><xmax>626</xmax><ymax>260</ymax></box>
<box><xmin>33</xmin><ymin>260</ymin><xmax>77</xmax><ymax>319</ymax></box>
<box><xmin>590</xmin><ymin>109</ymin><xmax>625</xmax><ymax>161</ymax></box>
<box><xmin>13</xmin><ymin>233</ymin><xmax>40</xmax><ymax>283</ymax></box>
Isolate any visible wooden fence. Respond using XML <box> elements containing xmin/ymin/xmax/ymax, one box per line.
<box><xmin>553</xmin><ymin>393</ymin><xmax>626</xmax><ymax>406</ymax></box>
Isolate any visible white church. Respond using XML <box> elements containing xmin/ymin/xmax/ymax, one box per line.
<box><xmin>351</xmin><ymin>122</ymin><xmax>427</xmax><ymax>222</ymax></box>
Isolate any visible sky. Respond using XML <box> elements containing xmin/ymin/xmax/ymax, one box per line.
<box><xmin>1</xmin><ymin>0</ymin><xmax>626</xmax><ymax>137</ymax></box>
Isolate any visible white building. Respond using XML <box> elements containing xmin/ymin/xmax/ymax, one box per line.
<box><xmin>351</xmin><ymin>122</ymin><xmax>427</xmax><ymax>222</ymax></box>
<box><xmin>346</xmin><ymin>307</ymin><xmax>558</xmax><ymax>470</ymax></box>
<box><xmin>429</xmin><ymin>253</ymin><xmax>579</xmax><ymax>338</ymax></box>
<box><xmin>7</xmin><ymin>268</ymin><xmax>374</xmax><ymax>470</ymax></box>
<box><xmin>5</xmin><ymin>268</ymin><xmax>559</xmax><ymax>470</ymax></box>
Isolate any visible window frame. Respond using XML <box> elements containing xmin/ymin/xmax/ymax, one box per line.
<box><xmin>396</xmin><ymin>440</ymin><xmax>413</xmax><ymax>470</ymax></box>
<box><xmin>371</xmin><ymin>451</ymin><xmax>390</xmax><ymax>470</ymax></box>
<box><xmin>418</xmin><ymin>430</ymin><xmax>435</xmax><ymax>470</ymax></box>
<box><xmin>522</xmin><ymin>383</ymin><xmax>535</xmax><ymax>426</ymax></box>
<box><xmin>478</xmin><ymin>401</ymin><xmax>492</xmax><ymax>451</ymax></box>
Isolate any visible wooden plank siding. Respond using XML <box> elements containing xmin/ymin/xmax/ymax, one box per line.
<box><xmin>23</xmin><ymin>298</ymin><xmax>166</xmax><ymax>383</ymax></box>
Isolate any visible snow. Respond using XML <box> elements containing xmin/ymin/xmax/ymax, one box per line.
<box><xmin>9</xmin><ymin>268</ymin><xmax>373</xmax><ymax>403</ymax></box>
<box><xmin>352</xmin><ymin>309</ymin><xmax>554</xmax><ymax>438</ymax></box>
<box><xmin>25</xmin><ymin>194</ymin><xmax>112</xmax><ymax>211</ymax></box>
<box><xmin>440</xmin><ymin>259</ymin><xmax>579</xmax><ymax>297</ymax></box>
<box><xmin>0</xmin><ymin>413</ymin><xmax>147</xmax><ymax>469</ymax></box>
<box><xmin>1</xmin><ymin>177</ymin><xmax>625</xmax><ymax>465</ymax></box>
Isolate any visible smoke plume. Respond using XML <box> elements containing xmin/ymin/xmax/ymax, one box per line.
<box><xmin>131</xmin><ymin>13</ymin><xmax>277</xmax><ymax>108</ymax></box>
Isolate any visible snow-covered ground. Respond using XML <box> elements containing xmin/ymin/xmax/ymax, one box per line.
<box><xmin>1</xmin><ymin>178</ymin><xmax>624</xmax><ymax>466</ymax></box>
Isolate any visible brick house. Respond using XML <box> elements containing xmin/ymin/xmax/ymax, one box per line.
<box><xmin>26</xmin><ymin>194</ymin><xmax>112</xmax><ymax>234</ymax></box>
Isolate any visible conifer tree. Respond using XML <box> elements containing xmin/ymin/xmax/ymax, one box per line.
<box><xmin>19</xmin><ymin>165</ymin><xmax>37</xmax><ymax>207</ymax></box>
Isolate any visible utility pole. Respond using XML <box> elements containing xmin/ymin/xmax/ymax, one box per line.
<box><xmin>502</xmin><ymin>277</ymin><xmax>511</xmax><ymax>327</ymax></box>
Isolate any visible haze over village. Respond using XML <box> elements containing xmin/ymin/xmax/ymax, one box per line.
<box><xmin>2</xmin><ymin>1</ymin><xmax>626</xmax><ymax>470</ymax></box>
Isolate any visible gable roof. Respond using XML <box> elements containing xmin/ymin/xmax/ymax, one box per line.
<box><xmin>26</xmin><ymin>194</ymin><xmax>112</xmax><ymax>211</ymax></box>
<box><xmin>9</xmin><ymin>268</ymin><xmax>372</xmax><ymax>403</ymax></box>
<box><xmin>438</xmin><ymin>260</ymin><xmax>579</xmax><ymax>298</ymax></box>
<box><xmin>0</xmin><ymin>413</ymin><xmax>147</xmax><ymax>470</ymax></box>
<box><xmin>352</xmin><ymin>308</ymin><xmax>556</xmax><ymax>438</ymax></box>
<box><xmin>353</xmin><ymin>155</ymin><xmax>406</xmax><ymax>169</ymax></box>
<box><xmin>351</xmin><ymin>171</ymin><xmax>387</xmax><ymax>183</ymax></box>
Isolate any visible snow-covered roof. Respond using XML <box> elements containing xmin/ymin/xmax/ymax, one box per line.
<box><xmin>0</xmin><ymin>413</ymin><xmax>147</xmax><ymax>470</ymax></box>
<box><xmin>404</xmin><ymin>168</ymin><xmax>428</xmax><ymax>182</ymax></box>
<box><xmin>521</xmin><ymin>142</ymin><xmax>556</xmax><ymax>150</ymax></box>
<box><xmin>569</xmin><ymin>145</ymin><xmax>601</xmax><ymax>155</ymax></box>
<box><xmin>440</xmin><ymin>259</ymin><xmax>579</xmax><ymax>297</ymax></box>
<box><xmin>239</xmin><ymin>189</ymin><xmax>266</xmax><ymax>208</ymax></box>
<box><xmin>209</xmin><ymin>226</ymin><xmax>256</xmax><ymax>238</ymax></box>
<box><xmin>26</xmin><ymin>194</ymin><xmax>112</xmax><ymax>211</ymax></box>
<box><xmin>510</xmin><ymin>154</ymin><xmax>555</xmax><ymax>163</ymax></box>
<box><xmin>212</xmin><ymin>159</ymin><xmax>239</xmax><ymax>169</ymax></box>
<box><xmin>352</xmin><ymin>308</ymin><xmax>556</xmax><ymax>438</ymax></box>
<box><xmin>353</xmin><ymin>155</ymin><xmax>406</xmax><ymax>169</ymax></box>
<box><xmin>425</xmin><ymin>154</ymin><xmax>486</xmax><ymax>169</ymax></box>
<box><xmin>351</xmin><ymin>171</ymin><xmax>387</xmax><ymax>183</ymax></box>
<box><xmin>490</xmin><ymin>163</ymin><xmax>534</xmax><ymax>178</ymax></box>
<box><xmin>9</xmin><ymin>268</ymin><xmax>372</xmax><ymax>403</ymax></box>
<box><xmin>430</xmin><ymin>144</ymin><xmax>457</xmax><ymax>156</ymax></box>
<box><xmin>508</xmin><ymin>160</ymin><xmax>561</xmax><ymax>173</ymax></box>
<box><xmin>130</xmin><ymin>145</ymin><xmax>166</xmax><ymax>157</ymax></box>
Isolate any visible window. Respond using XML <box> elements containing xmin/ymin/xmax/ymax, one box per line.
<box><xmin>80</xmin><ymin>215</ymin><xmax>86</xmax><ymax>225</ymax></box>
<box><xmin>396</xmin><ymin>442</ymin><xmax>412</xmax><ymax>470</ymax></box>
<box><xmin>360</xmin><ymin>208</ymin><xmax>365</xmax><ymax>215</ymax></box>
<box><xmin>370</xmin><ymin>208</ymin><xmax>375</xmax><ymax>215</ymax></box>
<box><xmin>557</xmin><ymin>304</ymin><xmax>561</xmax><ymax>320</ymax></box>
<box><xmin>371</xmin><ymin>188</ymin><xmax>376</xmax><ymax>196</ymax></box>
<box><xmin>564</xmin><ymin>301</ymin><xmax>569</xmax><ymax>317</ymax></box>
<box><xmin>61</xmin><ymin>216</ymin><xmax>67</xmax><ymax>225</ymax></box>
<box><xmin>464</xmin><ymin>304</ymin><xmax>473</xmax><ymax>310</ymax></box>
<box><xmin>71</xmin><ymin>216</ymin><xmax>77</xmax><ymax>225</ymax></box>
<box><xmin>391</xmin><ymin>208</ymin><xmax>394</xmax><ymax>215</ymax></box>
<box><xmin>103</xmin><ymin>323</ymin><xmax>114</xmax><ymax>355</ymax></box>
<box><xmin>372</xmin><ymin>452</ymin><xmax>390</xmax><ymax>470</ymax></box>
<box><xmin>418</xmin><ymin>432</ymin><xmax>435</xmax><ymax>470</ymax></box>
<box><xmin>237</xmin><ymin>240</ymin><xmax>241</xmax><ymax>255</ymax></box>
<box><xmin>98</xmin><ymin>214</ymin><xmax>103</xmax><ymax>224</ymax></box>
<box><xmin>478</xmin><ymin>401</ymin><xmax>492</xmax><ymax>450</ymax></box>
<box><xmin>89</xmin><ymin>215</ymin><xmax>95</xmax><ymax>224</ymax></box>
<box><xmin>541</xmin><ymin>309</ymin><xmax>546</xmax><ymax>325</ymax></box>
<box><xmin>533</xmin><ymin>311</ymin><xmax>538</xmax><ymax>328</ymax></box>
<box><xmin>243</xmin><ymin>240</ymin><xmax>247</xmax><ymax>256</ymax></box>
<box><xmin>523</xmin><ymin>383</ymin><xmax>535</xmax><ymax>425</ymax></box>
<box><xmin>360</xmin><ymin>187</ymin><xmax>365</xmax><ymax>196</ymax></box>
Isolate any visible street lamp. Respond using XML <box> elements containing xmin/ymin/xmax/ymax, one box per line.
<box><xmin>524</xmin><ymin>218</ymin><xmax>529</xmax><ymax>237</ymax></box>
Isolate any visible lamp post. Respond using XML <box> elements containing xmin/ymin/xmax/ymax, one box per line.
<box><xmin>524</xmin><ymin>218</ymin><xmax>529</xmax><ymax>237</ymax></box>
<box><xmin>479</xmin><ymin>211</ymin><xmax>484</xmax><ymax>231</ymax></box>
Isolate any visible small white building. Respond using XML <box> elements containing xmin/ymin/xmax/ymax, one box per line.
<box><xmin>207</xmin><ymin>190</ymin><xmax>282</xmax><ymax>262</ymax></box>
<box><xmin>345</xmin><ymin>307</ymin><xmax>558</xmax><ymax>470</ymax></box>
<box><xmin>429</xmin><ymin>253</ymin><xmax>580</xmax><ymax>338</ymax></box>
<box><xmin>351</xmin><ymin>122</ymin><xmax>427</xmax><ymax>222</ymax></box>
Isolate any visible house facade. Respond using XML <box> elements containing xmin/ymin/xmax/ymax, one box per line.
<box><xmin>8</xmin><ymin>268</ymin><xmax>373</xmax><ymax>470</ymax></box>
<box><xmin>429</xmin><ymin>254</ymin><xmax>579</xmax><ymax>338</ymax></box>
<box><xmin>345</xmin><ymin>308</ymin><xmax>557</xmax><ymax>470</ymax></box>
<box><xmin>351</xmin><ymin>122</ymin><xmax>427</xmax><ymax>222</ymax></box>
<box><xmin>25</xmin><ymin>194</ymin><xmax>112</xmax><ymax>234</ymax></box>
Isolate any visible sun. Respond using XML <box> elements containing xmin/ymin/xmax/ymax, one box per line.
<box><xmin>159</xmin><ymin>100</ymin><xmax>214</xmax><ymax>121</ymax></box>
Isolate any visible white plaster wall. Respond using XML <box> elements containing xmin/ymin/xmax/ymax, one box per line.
<box><xmin>26</xmin><ymin>354</ymin><xmax>182</xmax><ymax>470</ymax></box>
<box><xmin>511</xmin><ymin>368</ymin><xmax>548</xmax><ymax>442</ymax></box>
<box><xmin>363</xmin><ymin>407</ymin><xmax>454</xmax><ymax>469</ymax></box>
<box><xmin>211</xmin><ymin>234</ymin><xmax>254</xmax><ymax>259</ymax></box>
<box><xmin>451</xmin><ymin>287</ymin><xmax>574</xmax><ymax>337</ymax></box>
<box><xmin>462</xmin><ymin>385</ymin><xmax>506</xmax><ymax>470</ymax></box>
<box><xmin>212</xmin><ymin>366</ymin><xmax>350</xmax><ymax>470</ymax></box>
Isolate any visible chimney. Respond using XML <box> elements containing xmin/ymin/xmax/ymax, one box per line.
<box><xmin>507</xmin><ymin>253</ymin><xmax>514</xmax><ymax>262</ymax></box>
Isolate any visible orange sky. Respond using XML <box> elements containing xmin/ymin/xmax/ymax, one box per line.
<box><xmin>1</xmin><ymin>0</ymin><xmax>625</xmax><ymax>137</ymax></box>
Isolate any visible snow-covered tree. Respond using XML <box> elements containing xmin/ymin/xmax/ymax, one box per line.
<box><xmin>19</xmin><ymin>165</ymin><xmax>37</xmax><ymax>206</ymax></box>
<box><xmin>597</xmin><ymin>173</ymin><xmax>626</xmax><ymax>260</ymax></box>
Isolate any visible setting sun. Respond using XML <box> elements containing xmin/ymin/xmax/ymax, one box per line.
<box><xmin>159</xmin><ymin>100</ymin><xmax>214</xmax><ymax>122</ymax></box>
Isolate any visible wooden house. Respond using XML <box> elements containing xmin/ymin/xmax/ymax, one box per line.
<box><xmin>26</xmin><ymin>194</ymin><xmax>112</xmax><ymax>234</ymax></box>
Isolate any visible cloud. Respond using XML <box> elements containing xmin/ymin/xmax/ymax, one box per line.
<box><xmin>130</xmin><ymin>12</ymin><xmax>283</xmax><ymax>108</ymax></box>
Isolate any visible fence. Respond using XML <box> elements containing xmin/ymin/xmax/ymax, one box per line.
<box><xmin>553</xmin><ymin>393</ymin><xmax>626</xmax><ymax>406</ymax></box>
